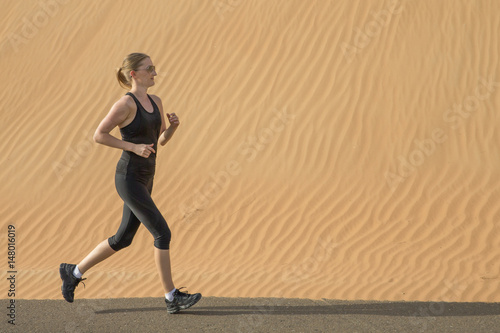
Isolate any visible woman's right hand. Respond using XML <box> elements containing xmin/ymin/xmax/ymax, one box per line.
<box><xmin>133</xmin><ymin>143</ymin><xmax>155</xmax><ymax>158</ymax></box>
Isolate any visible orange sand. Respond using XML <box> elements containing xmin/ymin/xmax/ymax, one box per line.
<box><xmin>1</xmin><ymin>0</ymin><xmax>499</xmax><ymax>302</ymax></box>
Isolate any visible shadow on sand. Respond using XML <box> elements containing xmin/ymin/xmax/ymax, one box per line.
<box><xmin>95</xmin><ymin>301</ymin><xmax>500</xmax><ymax>317</ymax></box>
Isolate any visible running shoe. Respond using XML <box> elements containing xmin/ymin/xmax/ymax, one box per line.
<box><xmin>59</xmin><ymin>263</ymin><xmax>86</xmax><ymax>303</ymax></box>
<box><xmin>165</xmin><ymin>288</ymin><xmax>202</xmax><ymax>314</ymax></box>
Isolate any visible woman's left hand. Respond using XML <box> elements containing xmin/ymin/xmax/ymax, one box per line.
<box><xmin>167</xmin><ymin>113</ymin><xmax>180</xmax><ymax>127</ymax></box>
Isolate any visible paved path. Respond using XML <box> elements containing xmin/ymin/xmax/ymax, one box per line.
<box><xmin>3</xmin><ymin>297</ymin><xmax>499</xmax><ymax>332</ymax></box>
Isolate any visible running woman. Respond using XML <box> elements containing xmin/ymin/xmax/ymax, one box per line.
<box><xmin>59</xmin><ymin>53</ymin><xmax>201</xmax><ymax>314</ymax></box>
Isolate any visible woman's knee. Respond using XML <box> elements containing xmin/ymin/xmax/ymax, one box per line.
<box><xmin>153</xmin><ymin>227</ymin><xmax>171</xmax><ymax>250</ymax></box>
<box><xmin>108</xmin><ymin>235</ymin><xmax>134</xmax><ymax>251</ymax></box>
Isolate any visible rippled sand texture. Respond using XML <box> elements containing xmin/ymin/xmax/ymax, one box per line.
<box><xmin>1</xmin><ymin>0</ymin><xmax>499</xmax><ymax>301</ymax></box>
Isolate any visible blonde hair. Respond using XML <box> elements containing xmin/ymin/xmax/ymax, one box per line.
<box><xmin>116</xmin><ymin>53</ymin><xmax>150</xmax><ymax>89</ymax></box>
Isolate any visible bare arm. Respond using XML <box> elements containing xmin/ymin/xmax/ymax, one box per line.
<box><xmin>93</xmin><ymin>96</ymin><xmax>155</xmax><ymax>158</ymax></box>
<box><xmin>159</xmin><ymin>117</ymin><xmax>179</xmax><ymax>146</ymax></box>
<box><xmin>152</xmin><ymin>95</ymin><xmax>180</xmax><ymax>146</ymax></box>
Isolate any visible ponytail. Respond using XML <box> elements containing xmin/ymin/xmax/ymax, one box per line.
<box><xmin>116</xmin><ymin>53</ymin><xmax>150</xmax><ymax>89</ymax></box>
<box><xmin>116</xmin><ymin>67</ymin><xmax>131</xmax><ymax>89</ymax></box>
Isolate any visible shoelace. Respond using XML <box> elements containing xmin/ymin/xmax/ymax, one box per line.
<box><xmin>76</xmin><ymin>278</ymin><xmax>87</xmax><ymax>289</ymax></box>
<box><xmin>175</xmin><ymin>286</ymin><xmax>189</xmax><ymax>296</ymax></box>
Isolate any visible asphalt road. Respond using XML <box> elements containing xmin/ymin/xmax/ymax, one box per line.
<box><xmin>3</xmin><ymin>297</ymin><xmax>499</xmax><ymax>332</ymax></box>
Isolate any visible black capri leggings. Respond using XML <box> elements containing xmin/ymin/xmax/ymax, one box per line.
<box><xmin>108</xmin><ymin>173</ymin><xmax>171</xmax><ymax>251</ymax></box>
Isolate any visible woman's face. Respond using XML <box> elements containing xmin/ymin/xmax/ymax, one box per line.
<box><xmin>131</xmin><ymin>57</ymin><xmax>157</xmax><ymax>88</ymax></box>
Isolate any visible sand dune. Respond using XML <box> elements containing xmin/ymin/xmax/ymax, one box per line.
<box><xmin>1</xmin><ymin>0</ymin><xmax>499</xmax><ymax>302</ymax></box>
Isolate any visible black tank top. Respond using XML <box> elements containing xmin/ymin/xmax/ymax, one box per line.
<box><xmin>116</xmin><ymin>92</ymin><xmax>162</xmax><ymax>181</ymax></box>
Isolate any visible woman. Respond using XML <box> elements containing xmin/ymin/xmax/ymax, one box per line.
<box><xmin>59</xmin><ymin>53</ymin><xmax>201</xmax><ymax>314</ymax></box>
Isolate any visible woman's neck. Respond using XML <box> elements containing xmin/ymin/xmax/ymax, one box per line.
<box><xmin>130</xmin><ymin>85</ymin><xmax>148</xmax><ymax>99</ymax></box>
